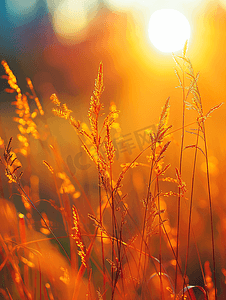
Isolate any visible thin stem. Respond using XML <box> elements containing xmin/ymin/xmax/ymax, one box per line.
<box><xmin>109</xmin><ymin>162</ymin><xmax>117</xmax><ymax>300</ymax></box>
<box><xmin>202</xmin><ymin>121</ymin><xmax>217</xmax><ymax>300</ymax></box>
<box><xmin>139</xmin><ymin>142</ymin><xmax>156</xmax><ymax>293</ymax></box>
<box><xmin>17</xmin><ymin>182</ymin><xmax>70</xmax><ymax>262</ymax></box>
<box><xmin>98</xmin><ymin>164</ymin><xmax>106</xmax><ymax>300</ymax></box>
<box><xmin>157</xmin><ymin>176</ymin><xmax>164</xmax><ymax>300</ymax></box>
<box><xmin>184</xmin><ymin>127</ymin><xmax>200</xmax><ymax>282</ymax></box>
<box><xmin>175</xmin><ymin>58</ymin><xmax>186</xmax><ymax>297</ymax></box>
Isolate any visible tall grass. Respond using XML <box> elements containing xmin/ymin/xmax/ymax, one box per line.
<box><xmin>0</xmin><ymin>49</ymin><xmax>223</xmax><ymax>300</ymax></box>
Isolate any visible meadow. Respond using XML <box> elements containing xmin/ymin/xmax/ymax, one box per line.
<box><xmin>0</xmin><ymin>43</ymin><xmax>224</xmax><ymax>300</ymax></box>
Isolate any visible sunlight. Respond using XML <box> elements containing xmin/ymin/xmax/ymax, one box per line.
<box><xmin>148</xmin><ymin>9</ymin><xmax>191</xmax><ymax>53</ymax></box>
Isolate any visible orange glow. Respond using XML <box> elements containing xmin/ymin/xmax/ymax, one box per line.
<box><xmin>1</xmin><ymin>1</ymin><xmax>226</xmax><ymax>299</ymax></box>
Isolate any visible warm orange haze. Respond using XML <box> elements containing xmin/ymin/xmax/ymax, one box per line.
<box><xmin>0</xmin><ymin>0</ymin><xmax>226</xmax><ymax>299</ymax></box>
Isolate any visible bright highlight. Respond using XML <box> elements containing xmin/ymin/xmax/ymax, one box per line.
<box><xmin>53</xmin><ymin>0</ymin><xmax>88</xmax><ymax>44</ymax></box>
<box><xmin>148</xmin><ymin>9</ymin><xmax>191</xmax><ymax>53</ymax></box>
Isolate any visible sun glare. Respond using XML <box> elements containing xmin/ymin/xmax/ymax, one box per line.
<box><xmin>148</xmin><ymin>9</ymin><xmax>191</xmax><ymax>53</ymax></box>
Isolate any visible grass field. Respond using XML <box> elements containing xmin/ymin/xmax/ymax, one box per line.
<box><xmin>0</xmin><ymin>43</ymin><xmax>224</xmax><ymax>299</ymax></box>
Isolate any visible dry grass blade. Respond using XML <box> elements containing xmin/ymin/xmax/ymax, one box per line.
<box><xmin>71</xmin><ymin>205</ymin><xmax>87</xmax><ymax>268</ymax></box>
<box><xmin>158</xmin><ymin>97</ymin><xmax>170</xmax><ymax>132</ymax></box>
<box><xmin>157</xmin><ymin>141</ymin><xmax>171</xmax><ymax>160</ymax></box>
<box><xmin>175</xmin><ymin>167</ymin><xmax>187</xmax><ymax>196</ymax></box>
<box><xmin>43</xmin><ymin>160</ymin><xmax>54</xmax><ymax>174</ymax></box>
<box><xmin>177</xmin><ymin>285</ymin><xmax>208</xmax><ymax>300</ymax></box>
<box><xmin>88</xmin><ymin>62</ymin><xmax>104</xmax><ymax>147</ymax></box>
<box><xmin>174</xmin><ymin>68</ymin><xmax>182</xmax><ymax>88</ymax></box>
<box><xmin>205</xmin><ymin>102</ymin><xmax>224</xmax><ymax>118</ymax></box>
<box><xmin>182</xmin><ymin>39</ymin><xmax>188</xmax><ymax>57</ymax></box>
<box><xmin>172</xmin><ymin>54</ymin><xmax>183</xmax><ymax>72</ymax></box>
<box><xmin>184</xmin><ymin>144</ymin><xmax>206</xmax><ymax>157</ymax></box>
<box><xmin>104</xmin><ymin>125</ymin><xmax>115</xmax><ymax>165</ymax></box>
<box><xmin>88</xmin><ymin>214</ymin><xmax>108</xmax><ymax>237</ymax></box>
<box><xmin>157</xmin><ymin>163</ymin><xmax>171</xmax><ymax>177</ymax></box>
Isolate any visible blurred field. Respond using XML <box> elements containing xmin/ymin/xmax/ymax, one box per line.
<box><xmin>0</xmin><ymin>1</ymin><xmax>226</xmax><ymax>299</ymax></box>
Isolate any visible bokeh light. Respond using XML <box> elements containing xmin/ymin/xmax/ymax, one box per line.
<box><xmin>6</xmin><ymin>0</ymin><xmax>38</xmax><ymax>24</ymax></box>
<box><xmin>52</xmin><ymin>0</ymin><xmax>89</xmax><ymax>44</ymax></box>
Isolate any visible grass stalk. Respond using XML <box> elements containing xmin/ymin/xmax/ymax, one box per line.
<box><xmin>156</xmin><ymin>176</ymin><xmax>164</xmax><ymax>300</ymax></box>
<box><xmin>184</xmin><ymin>126</ymin><xmax>200</xmax><ymax>284</ymax></box>
<box><xmin>98</xmin><ymin>165</ymin><xmax>106</xmax><ymax>300</ymax></box>
<box><xmin>175</xmin><ymin>59</ymin><xmax>186</xmax><ymax>297</ymax></box>
<box><xmin>0</xmin><ymin>57</ymin><xmax>222</xmax><ymax>300</ymax></box>
<box><xmin>138</xmin><ymin>141</ymin><xmax>156</xmax><ymax>289</ymax></box>
<box><xmin>18</xmin><ymin>213</ymin><xmax>29</xmax><ymax>292</ymax></box>
<box><xmin>202</xmin><ymin>121</ymin><xmax>217</xmax><ymax>300</ymax></box>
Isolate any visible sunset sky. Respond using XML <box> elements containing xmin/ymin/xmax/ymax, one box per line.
<box><xmin>0</xmin><ymin>0</ymin><xmax>225</xmax><ymax>166</ymax></box>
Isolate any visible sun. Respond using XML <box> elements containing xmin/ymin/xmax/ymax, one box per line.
<box><xmin>148</xmin><ymin>9</ymin><xmax>191</xmax><ymax>53</ymax></box>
